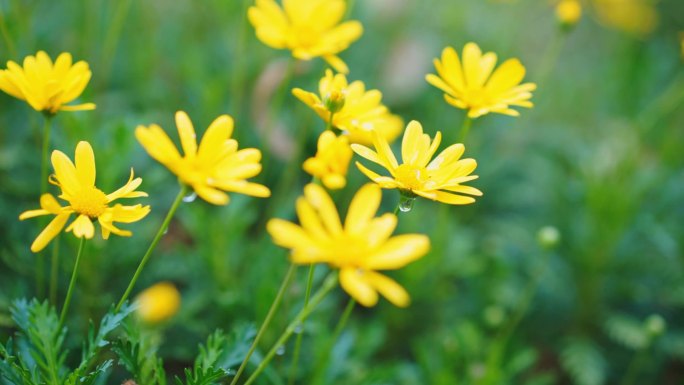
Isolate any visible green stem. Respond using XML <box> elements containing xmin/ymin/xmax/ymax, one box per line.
<box><xmin>59</xmin><ymin>237</ymin><xmax>85</xmax><ymax>329</ymax></box>
<box><xmin>40</xmin><ymin>115</ymin><xmax>52</xmax><ymax>194</ymax></box>
<box><xmin>345</xmin><ymin>0</ymin><xmax>356</xmax><ymax>18</ymax></box>
<box><xmin>115</xmin><ymin>184</ymin><xmax>188</xmax><ymax>311</ymax></box>
<box><xmin>325</xmin><ymin>111</ymin><xmax>335</xmax><ymax>131</ymax></box>
<box><xmin>535</xmin><ymin>30</ymin><xmax>567</xmax><ymax>88</ymax></box>
<box><xmin>230</xmin><ymin>0</ymin><xmax>252</xmax><ymax>116</ymax></box>
<box><xmin>99</xmin><ymin>0</ymin><xmax>133</xmax><ymax>86</ymax></box>
<box><xmin>49</xmin><ymin>235</ymin><xmax>61</xmax><ymax>305</ymax></box>
<box><xmin>621</xmin><ymin>344</ymin><xmax>651</xmax><ymax>385</ymax></box>
<box><xmin>242</xmin><ymin>273</ymin><xmax>338</xmax><ymax>385</ymax></box>
<box><xmin>230</xmin><ymin>263</ymin><xmax>298</xmax><ymax>385</ymax></box>
<box><xmin>287</xmin><ymin>264</ymin><xmax>316</xmax><ymax>385</ymax></box>
<box><xmin>458</xmin><ymin>116</ymin><xmax>472</xmax><ymax>144</ymax></box>
<box><xmin>311</xmin><ymin>298</ymin><xmax>356</xmax><ymax>385</ymax></box>
<box><xmin>0</xmin><ymin>10</ymin><xmax>16</xmax><ymax>59</ymax></box>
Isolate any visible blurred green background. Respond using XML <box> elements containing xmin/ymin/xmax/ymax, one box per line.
<box><xmin>1</xmin><ymin>0</ymin><xmax>683</xmax><ymax>384</ymax></box>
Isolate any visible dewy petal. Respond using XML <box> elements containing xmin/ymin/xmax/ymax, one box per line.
<box><xmin>345</xmin><ymin>184</ymin><xmax>381</xmax><ymax>234</ymax></box>
<box><xmin>30</xmin><ymin>212</ymin><xmax>70</xmax><ymax>252</ymax></box>
<box><xmin>365</xmin><ymin>234</ymin><xmax>430</xmax><ymax>270</ymax></box>
<box><xmin>175</xmin><ymin>111</ymin><xmax>198</xmax><ymax>158</ymax></box>
<box><xmin>74</xmin><ymin>141</ymin><xmax>96</xmax><ymax>187</ymax></box>
<box><xmin>365</xmin><ymin>271</ymin><xmax>410</xmax><ymax>307</ymax></box>
<box><xmin>66</xmin><ymin>214</ymin><xmax>95</xmax><ymax>239</ymax></box>
<box><xmin>340</xmin><ymin>268</ymin><xmax>379</xmax><ymax>307</ymax></box>
<box><xmin>51</xmin><ymin>149</ymin><xmax>81</xmax><ymax>196</ymax></box>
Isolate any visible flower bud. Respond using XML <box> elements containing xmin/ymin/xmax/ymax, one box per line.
<box><xmin>135</xmin><ymin>282</ymin><xmax>181</xmax><ymax>324</ymax></box>
<box><xmin>324</xmin><ymin>90</ymin><xmax>346</xmax><ymax>113</ymax></box>
<box><xmin>556</xmin><ymin>0</ymin><xmax>582</xmax><ymax>30</ymax></box>
<box><xmin>644</xmin><ymin>314</ymin><xmax>666</xmax><ymax>337</ymax></box>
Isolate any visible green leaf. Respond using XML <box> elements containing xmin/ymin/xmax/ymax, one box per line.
<box><xmin>560</xmin><ymin>338</ymin><xmax>607</xmax><ymax>385</ymax></box>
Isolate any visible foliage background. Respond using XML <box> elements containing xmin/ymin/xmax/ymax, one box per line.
<box><xmin>0</xmin><ymin>0</ymin><xmax>683</xmax><ymax>384</ymax></box>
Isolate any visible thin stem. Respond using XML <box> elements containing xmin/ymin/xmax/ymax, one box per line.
<box><xmin>287</xmin><ymin>264</ymin><xmax>316</xmax><ymax>385</ymax></box>
<box><xmin>242</xmin><ymin>273</ymin><xmax>338</xmax><ymax>385</ymax></box>
<box><xmin>40</xmin><ymin>115</ymin><xmax>53</xmax><ymax>194</ymax></box>
<box><xmin>458</xmin><ymin>115</ymin><xmax>472</xmax><ymax>144</ymax></box>
<box><xmin>311</xmin><ymin>298</ymin><xmax>356</xmax><ymax>385</ymax></box>
<box><xmin>115</xmin><ymin>184</ymin><xmax>188</xmax><ymax>311</ymax></box>
<box><xmin>345</xmin><ymin>0</ymin><xmax>356</xmax><ymax>19</ymax></box>
<box><xmin>0</xmin><ymin>10</ymin><xmax>16</xmax><ymax>58</ymax></box>
<box><xmin>230</xmin><ymin>0</ymin><xmax>252</xmax><ymax>117</ymax></box>
<box><xmin>230</xmin><ymin>263</ymin><xmax>298</xmax><ymax>385</ymax></box>
<box><xmin>49</xmin><ymin>235</ymin><xmax>61</xmax><ymax>305</ymax></box>
<box><xmin>59</xmin><ymin>237</ymin><xmax>86</xmax><ymax>329</ymax></box>
<box><xmin>325</xmin><ymin>111</ymin><xmax>335</xmax><ymax>131</ymax></box>
<box><xmin>535</xmin><ymin>30</ymin><xmax>567</xmax><ymax>88</ymax></box>
<box><xmin>621</xmin><ymin>346</ymin><xmax>649</xmax><ymax>385</ymax></box>
<box><xmin>99</xmin><ymin>0</ymin><xmax>133</xmax><ymax>86</ymax></box>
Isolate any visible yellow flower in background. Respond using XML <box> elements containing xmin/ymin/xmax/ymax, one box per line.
<box><xmin>135</xmin><ymin>282</ymin><xmax>181</xmax><ymax>324</ymax></box>
<box><xmin>426</xmin><ymin>42</ymin><xmax>536</xmax><ymax>119</ymax></box>
<box><xmin>19</xmin><ymin>141</ymin><xmax>150</xmax><ymax>252</ymax></box>
<box><xmin>135</xmin><ymin>111</ymin><xmax>271</xmax><ymax>205</ymax></box>
<box><xmin>248</xmin><ymin>0</ymin><xmax>363</xmax><ymax>73</ymax></box>
<box><xmin>293</xmin><ymin>70</ymin><xmax>403</xmax><ymax>145</ymax></box>
<box><xmin>303</xmin><ymin>131</ymin><xmax>353</xmax><ymax>189</ymax></box>
<box><xmin>352</xmin><ymin>121</ymin><xmax>482</xmax><ymax>205</ymax></box>
<box><xmin>0</xmin><ymin>51</ymin><xmax>95</xmax><ymax>114</ymax></box>
<box><xmin>592</xmin><ymin>0</ymin><xmax>658</xmax><ymax>36</ymax></box>
<box><xmin>556</xmin><ymin>0</ymin><xmax>582</xmax><ymax>26</ymax></box>
<box><xmin>268</xmin><ymin>183</ymin><xmax>430</xmax><ymax>307</ymax></box>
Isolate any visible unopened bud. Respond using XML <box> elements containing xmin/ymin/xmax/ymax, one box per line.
<box><xmin>324</xmin><ymin>90</ymin><xmax>346</xmax><ymax>113</ymax></box>
<box><xmin>556</xmin><ymin>0</ymin><xmax>581</xmax><ymax>30</ymax></box>
<box><xmin>644</xmin><ymin>314</ymin><xmax>666</xmax><ymax>337</ymax></box>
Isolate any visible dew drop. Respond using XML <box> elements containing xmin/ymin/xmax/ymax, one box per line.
<box><xmin>293</xmin><ymin>325</ymin><xmax>303</xmax><ymax>334</ymax></box>
<box><xmin>399</xmin><ymin>197</ymin><xmax>415</xmax><ymax>212</ymax></box>
<box><xmin>182</xmin><ymin>192</ymin><xmax>197</xmax><ymax>203</ymax></box>
<box><xmin>276</xmin><ymin>345</ymin><xmax>286</xmax><ymax>356</ymax></box>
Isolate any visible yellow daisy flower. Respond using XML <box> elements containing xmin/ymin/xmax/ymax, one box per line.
<box><xmin>19</xmin><ymin>141</ymin><xmax>150</xmax><ymax>252</ymax></box>
<box><xmin>426</xmin><ymin>42</ymin><xmax>536</xmax><ymax>119</ymax></box>
<box><xmin>592</xmin><ymin>0</ymin><xmax>658</xmax><ymax>36</ymax></box>
<box><xmin>248</xmin><ymin>0</ymin><xmax>363</xmax><ymax>73</ymax></box>
<box><xmin>135</xmin><ymin>282</ymin><xmax>181</xmax><ymax>324</ymax></box>
<box><xmin>303</xmin><ymin>131</ymin><xmax>353</xmax><ymax>190</ymax></box>
<box><xmin>0</xmin><ymin>51</ymin><xmax>95</xmax><ymax>114</ymax></box>
<box><xmin>351</xmin><ymin>121</ymin><xmax>483</xmax><ymax>205</ymax></box>
<box><xmin>267</xmin><ymin>183</ymin><xmax>430</xmax><ymax>307</ymax></box>
<box><xmin>293</xmin><ymin>69</ymin><xmax>403</xmax><ymax>145</ymax></box>
<box><xmin>135</xmin><ymin>111</ymin><xmax>271</xmax><ymax>205</ymax></box>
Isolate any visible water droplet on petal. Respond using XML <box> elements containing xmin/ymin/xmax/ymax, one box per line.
<box><xmin>399</xmin><ymin>197</ymin><xmax>415</xmax><ymax>212</ymax></box>
<box><xmin>183</xmin><ymin>192</ymin><xmax>197</xmax><ymax>203</ymax></box>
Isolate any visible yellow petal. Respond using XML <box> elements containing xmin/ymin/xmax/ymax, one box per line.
<box><xmin>366</xmin><ymin>234</ymin><xmax>430</xmax><ymax>270</ymax></box>
<box><xmin>296</xmin><ymin>197</ymin><xmax>329</xmax><ymax>240</ymax></box>
<box><xmin>323</xmin><ymin>55</ymin><xmax>349</xmax><ymax>74</ymax></box>
<box><xmin>267</xmin><ymin>219</ymin><xmax>316</xmax><ymax>250</ymax></box>
<box><xmin>194</xmin><ymin>184</ymin><xmax>229</xmax><ymax>205</ymax></box>
<box><xmin>51</xmin><ymin>149</ymin><xmax>80</xmax><ymax>196</ymax></box>
<box><xmin>66</xmin><ymin>214</ymin><xmax>95</xmax><ymax>239</ymax></box>
<box><xmin>198</xmin><ymin>115</ymin><xmax>234</xmax><ymax>165</ymax></box>
<box><xmin>31</xmin><ymin>213</ymin><xmax>70</xmax><ymax>252</ymax></box>
<box><xmin>303</xmin><ymin>183</ymin><xmax>342</xmax><ymax>235</ymax></box>
<box><xmin>365</xmin><ymin>271</ymin><xmax>410</xmax><ymax>307</ymax></box>
<box><xmin>60</xmin><ymin>103</ymin><xmax>96</xmax><ymax>112</ymax></box>
<box><xmin>401</xmin><ymin>120</ymin><xmax>424</xmax><ymax>165</ymax></box>
<box><xmin>345</xmin><ymin>184</ymin><xmax>381</xmax><ymax>234</ymax></box>
<box><xmin>340</xmin><ymin>268</ymin><xmax>378</xmax><ymax>307</ymax></box>
<box><xmin>175</xmin><ymin>111</ymin><xmax>198</xmax><ymax>158</ymax></box>
<box><xmin>135</xmin><ymin>124</ymin><xmax>182</xmax><ymax>166</ymax></box>
<box><xmin>74</xmin><ymin>141</ymin><xmax>96</xmax><ymax>187</ymax></box>
<box><xmin>106</xmin><ymin>169</ymin><xmax>147</xmax><ymax>202</ymax></box>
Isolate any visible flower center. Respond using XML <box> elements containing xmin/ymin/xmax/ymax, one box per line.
<box><xmin>291</xmin><ymin>25</ymin><xmax>320</xmax><ymax>49</ymax></box>
<box><xmin>327</xmin><ymin>235</ymin><xmax>370</xmax><ymax>268</ymax></box>
<box><xmin>394</xmin><ymin>164</ymin><xmax>428</xmax><ymax>191</ymax></box>
<box><xmin>69</xmin><ymin>186</ymin><xmax>108</xmax><ymax>218</ymax></box>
